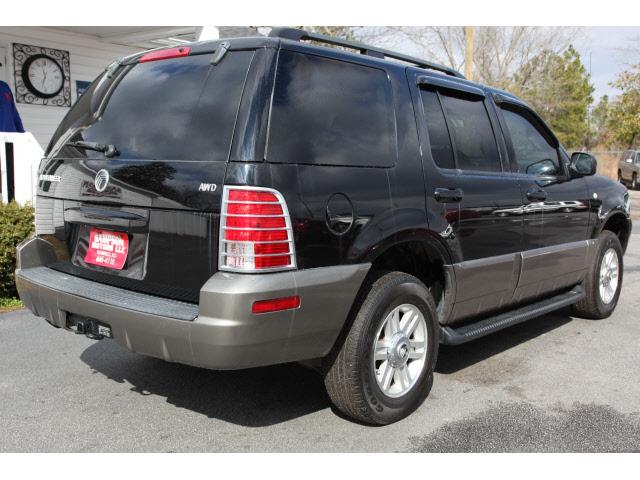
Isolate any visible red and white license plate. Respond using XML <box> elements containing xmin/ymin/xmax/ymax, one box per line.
<box><xmin>84</xmin><ymin>228</ymin><xmax>129</xmax><ymax>270</ymax></box>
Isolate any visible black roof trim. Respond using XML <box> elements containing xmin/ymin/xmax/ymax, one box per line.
<box><xmin>269</xmin><ymin>27</ymin><xmax>465</xmax><ymax>79</ymax></box>
<box><xmin>417</xmin><ymin>75</ymin><xmax>485</xmax><ymax>97</ymax></box>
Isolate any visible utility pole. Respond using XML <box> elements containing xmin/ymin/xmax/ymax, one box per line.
<box><xmin>464</xmin><ymin>26</ymin><xmax>475</xmax><ymax>81</ymax></box>
<box><xmin>586</xmin><ymin>51</ymin><xmax>593</xmax><ymax>151</ymax></box>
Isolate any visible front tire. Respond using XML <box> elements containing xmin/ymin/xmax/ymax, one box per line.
<box><xmin>571</xmin><ymin>230</ymin><xmax>623</xmax><ymax>319</ymax></box>
<box><xmin>324</xmin><ymin>272</ymin><xmax>439</xmax><ymax>425</ymax></box>
<box><xmin>632</xmin><ymin>173</ymin><xmax>638</xmax><ymax>190</ymax></box>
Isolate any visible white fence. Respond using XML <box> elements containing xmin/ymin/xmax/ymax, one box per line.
<box><xmin>0</xmin><ymin>132</ymin><xmax>43</xmax><ymax>205</ymax></box>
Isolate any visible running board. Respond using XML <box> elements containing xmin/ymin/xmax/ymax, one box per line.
<box><xmin>440</xmin><ymin>286</ymin><xmax>585</xmax><ymax>345</ymax></box>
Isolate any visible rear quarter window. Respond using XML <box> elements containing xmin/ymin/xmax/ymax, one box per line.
<box><xmin>267</xmin><ymin>50</ymin><xmax>397</xmax><ymax>167</ymax></box>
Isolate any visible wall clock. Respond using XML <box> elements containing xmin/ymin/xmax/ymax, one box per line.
<box><xmin>13</xmin><ymin>43</ymin><xmax>71</xmax><ymax>106</ymax></box>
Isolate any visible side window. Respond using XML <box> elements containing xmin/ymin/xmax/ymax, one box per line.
<box><xmin>420</xmin><ymin>89</ymin><xmax>455</xmax><ymax>169</ymax></box>
<box><xmin>635</xmin><ymin>152</ymin><xmax>640</xmax><ymax>165</ymax></box>
<box><xmin>267</xmin><ymin>51</ymin><xmax>396</xmax><ymax>167</ymax></box>
<box><xmin>499</xmin><ymin>106</ymin><xmax>560</xmax><ymax>176</ymax></box>
<box><xmin>438</xmin><ymin>91</ymin><xmax>501</xmax><ymax>172</ymax></box>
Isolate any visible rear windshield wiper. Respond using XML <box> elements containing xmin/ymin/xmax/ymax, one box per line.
<box><xmin>66</xmin><ymin>140</ymin><xmax>119</xmax><ymax>158</ymax></box>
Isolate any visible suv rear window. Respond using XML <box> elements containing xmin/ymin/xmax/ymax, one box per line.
<box><xmin>77</xmin><ymin>51</ymin><xmax>253</xmax><ymax>161</ymax></box>
<box><xmin>267</xmin><ymin>51</ymin><xmax>396</xmax><ymax>167</ymax></box>
<box><xmin>421</xmin><ymin>90</ymin><xmax>455</xmax><ymax>169</ymax></box>
<box><xmin>438</xmin><ymin>91</ymin><xmax>501</xmax><ymax>172</ymax></box>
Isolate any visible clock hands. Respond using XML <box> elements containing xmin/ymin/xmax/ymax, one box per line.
<box><xmin>25</xmin><ymin>56</ymin><xmax>64</xmax><ymax>96</ymax></box>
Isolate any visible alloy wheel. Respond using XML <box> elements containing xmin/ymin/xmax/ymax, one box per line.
<box><xmin>372</xmin><ymin>304</ymin><xmax>428</xmax><ymax>398</ymax></box>
<box><xmin>599</xmin><ymin>247</ymin><xmax>620</xmax><ymax>305</ymax></box>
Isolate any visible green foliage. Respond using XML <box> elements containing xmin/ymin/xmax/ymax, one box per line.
<box><xmin>0</xmin><ymin>297</ymin><xmax>23</xmax><ymax>312</ymax></box>
<box><xmin>607</xmin><ymin>65</ymin><xmax>640</xmax><ymax>148</ymax></box>
<box><xmin>512</xmin><ymin>45</ymin><xmax>594</xmax><ymax>148</ymax></box>
<box><xmin>590</xmin><ymin>94</ymin><xmax>611</xmax><ymax>147</ymax></box>
<box><xmin>0</xmin><ymin>202</ymin><xmax>34</xmax><ymax>298</ymax></box>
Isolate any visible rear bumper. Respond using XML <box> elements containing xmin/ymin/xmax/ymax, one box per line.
<box><xmin>15</xmin><ymin>236</ymin><xmax>370</xmax><ymax>370</ymax></box>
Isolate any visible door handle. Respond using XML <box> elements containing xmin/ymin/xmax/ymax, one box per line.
<box><xmin>526</xmin><ymin>188</ymin><xmax>547</xmax><ymax>202</ymax></box>
<box><xmin>434</xmin><ymin>187</ymin><xmax>464</xmax><ymax>203</ymax></box>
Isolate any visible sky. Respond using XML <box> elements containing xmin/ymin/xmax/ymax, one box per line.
<box><xmin>367</xmin><ymin>26</ymin><xmax>639</xmax><ymax>102</ymax></box>
<box><xmin>573</xmin><ymin>27</ymin><xmax>640</xmax><ymax>100</ymax></box>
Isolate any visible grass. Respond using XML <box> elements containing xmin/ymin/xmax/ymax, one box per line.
<box><xmin>0</xmin><ymin>297</ymin><xmax>23</xmax><ymax>313</ymax></box>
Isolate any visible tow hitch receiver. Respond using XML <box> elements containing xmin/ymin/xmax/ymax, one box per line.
<box><xmin>68</xmin><ymin>315</ymin><xmax>113</xmax><ymax>340</ymax></box>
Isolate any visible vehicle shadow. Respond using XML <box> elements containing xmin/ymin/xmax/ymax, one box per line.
<box><xmin>80</xmin><ymin>341</ymin><xmax>330</xmax><ymax>427</ymax></box>
<box><xmin>435</xmin><ymin>308</ymin><xmax>573</xmax><ymax>374</ymax></box>
<box><xmin>80</xmin><ymin>309</ymin><xmax>573</xmax><ymax>427</ymax></box>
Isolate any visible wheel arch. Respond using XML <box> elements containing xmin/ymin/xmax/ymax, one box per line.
<box><xmin>356</xmin><ymin>230</ymin><xmax>455</xmax><ymax>324</ymax></box>
<box><xmin>599</xmin><ymin>210</ymin><xmax>631</xmax><ymax>253</ymax></box>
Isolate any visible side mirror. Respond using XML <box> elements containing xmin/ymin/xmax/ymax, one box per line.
<box><xmin>526</xmin><ymin>158</ymin><xmax>558</xmax><ymax>176</ymax></box>
<box><xmin>570</xmin><ymin>152</ymin><xmax>597</xmax><ymax>176</ymax></box>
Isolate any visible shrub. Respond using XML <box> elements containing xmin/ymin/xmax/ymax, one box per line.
<box><xmin>0</xmin><ymin>202</ymin><xmax>34</xmax><ymax>298</ymax></box>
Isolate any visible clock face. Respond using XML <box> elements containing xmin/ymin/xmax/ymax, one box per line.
<box><xmin>23</xmin><ymin>55</ymin><xmax>65</xmax><ymax>98</ymax></box>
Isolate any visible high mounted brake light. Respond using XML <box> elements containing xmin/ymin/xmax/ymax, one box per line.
<box><xmin>139</xmin><ymin>46</ymin><xmax>191</xmax><ymax>63</ymax></box>
<box><xmin>219</xmin><ymin>186</ymin><xmax>297</xmax><ymax>272</ymax></box>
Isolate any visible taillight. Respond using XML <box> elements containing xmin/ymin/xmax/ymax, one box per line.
<box><xmin>139</xmin><ymin>46</ymin><xmax>191</xmax><ymax>63</ymax></box>
<box><xmin>219</xmin><ymin>186</ymin><xmax>296</xmax><ymax>272</ymax></box>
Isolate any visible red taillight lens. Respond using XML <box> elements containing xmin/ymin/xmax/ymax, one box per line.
<box><xmin>225</xmin><ymin>216</ymin><xmax>286</xmax><ymax>229</ymax></box>
<box><xmin>226</xmin><ymin>203</ymin><xmax>283</xmax><ymax>216</ymax></box>
<box><xmin>253</xmin><ymin>243</ymin><xmax>290</xmax><ymax>255</ymax></box>
<box><xmin>252</xmin><ymin>296</ymin><xmax>301</xmax><ymax>314</ymax></box>
<box><xmin>219</xmin><ymin>186</ymin><xmax>296</xmax><ymax>272</ymax></box>
<box><xmin>224</xmin><ymin>229</ymin><xmax>288</xmax><ymax>242</ymax></box>
<box><xmin>254</xmin><ymin>255</ymin><xmax>293</xmax><ymax>269</ymax></box>
<box><xmin>228</xmin><ymin>190</ymin><xmax>279</xmax><ymax>203</ymax></box>
<box><xmin>139</xmin><ymin>46</ymin><xmax>191</xmax><ymax>63</ymax></box>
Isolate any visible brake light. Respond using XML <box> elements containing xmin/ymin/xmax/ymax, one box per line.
<box><xmin>139</xmin><ymin>46</ymin><xmax>191</xmax><ymax>63</ymax></box>
<box><xmin>219</xmin><ymin>186</ymin><xmax>296</xmax><ymax>272</ymax></box>
<box><xmin>252</xmin><ymin>296</ymin><xmax>301</xmax><ymax>314</ymax></box>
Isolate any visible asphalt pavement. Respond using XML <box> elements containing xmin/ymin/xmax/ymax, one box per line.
<box><xmin>2</xmin><ymin>193</ymin><xmax>640</xmax><ymax>452</ymax></box>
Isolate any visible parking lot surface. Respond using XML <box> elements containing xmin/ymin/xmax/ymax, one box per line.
<box><xmin>2</xmin><ymin>194</ymin><xmax>640</xmax><ymax>452</ymax></box>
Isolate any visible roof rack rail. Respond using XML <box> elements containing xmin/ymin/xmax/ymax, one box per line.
<box><xmin>269</xmin><ymin>27</ymin><xmax>465</xmax><ymax>79</ymax></box>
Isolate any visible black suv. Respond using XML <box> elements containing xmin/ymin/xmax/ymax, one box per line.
<box><xmin>16</xmin><ymin>28</ymin><xmax>631</xmax><ymax>425</ymax></box>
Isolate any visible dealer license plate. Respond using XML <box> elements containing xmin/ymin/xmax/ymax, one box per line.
<box><xmin>84</xmin><ymin>228</ymin><xmax>129</xmax><ymax>270</ymax></box>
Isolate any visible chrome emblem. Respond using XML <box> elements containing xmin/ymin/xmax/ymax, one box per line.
<box><xmin>38</xmin><ymin>174</ymin><xmax>61</xmax><ymax>183</ymax></box>
<box><xmin>94</xmin><ymin>169</ymin><xmax>110</xmax><ymax>192</ymax></box>
<box><xmin>198</xmin><ymin>183</ymin><xmax>218</xmax><ymax>192</ymax></box>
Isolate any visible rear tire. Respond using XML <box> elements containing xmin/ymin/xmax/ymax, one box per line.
<box><xmin>571</xmin><ymin>230</ymin><xmax>623</xmax><ymax>319</ymax></box>
<box><xmin>618</xmin><ymin>170</ymin><xmax>623</xmax><ymax>183</ymax></box>
<box><xmin>324</xmin><ymin>272</ymin><xmax>439</xmax><ymax>425</ymax></box>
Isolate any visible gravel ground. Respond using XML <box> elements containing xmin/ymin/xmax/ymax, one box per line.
<box><xmin>1</xmin><ymin>195</ymin><xmax>639</xmax><ymax>452</ymax></box>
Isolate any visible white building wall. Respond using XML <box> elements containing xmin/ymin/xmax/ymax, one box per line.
<box><xmin>0</xmin><ymin>27</ymin><xmax>140</xmax><ymax>150</ymax></box>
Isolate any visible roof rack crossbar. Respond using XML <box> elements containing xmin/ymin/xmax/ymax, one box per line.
<box><xmin>269</xmin><ymin>27</ymin><xmax>465</xmax><ymax>79</ymax></box>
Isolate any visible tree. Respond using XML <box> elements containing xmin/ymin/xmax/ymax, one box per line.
<box><xmin>386</xmin><ymin>26</ymin><xmax>580</xmax><ymax>89</ymax></box>
<box><xmin>607</xmin><ymin>65</ymin><xmax>640</xmax><ymax>148</ymax></box>
<box><xmin>296</xmin><ymin>26</ymin><xmax>358</xmax><ymax>40</ymax></box>
<box><xmin>511</xmin><ymin>46</ymin><xmax>594</xmax><ymax>148</ymax></box>
<box><xmin>590</xmin><ymin>94</ymin><xmax>611</xmax><ymax>147</ymax></box>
